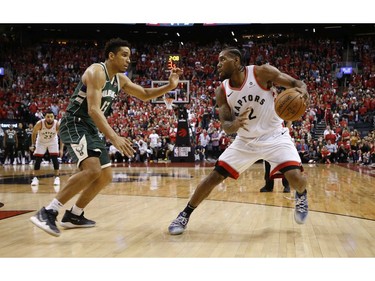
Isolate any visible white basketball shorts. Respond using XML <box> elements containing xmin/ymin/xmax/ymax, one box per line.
<box><xmin>216</xmin><ymin>127</ymin><xmax>302</xmax><ymax>179</ymax></box>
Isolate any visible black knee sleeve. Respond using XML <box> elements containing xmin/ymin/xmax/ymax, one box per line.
<box><xmin>34</xmin><ymin>157</ymin><xmax>42</xmax><ymax>170</ymax></box>
<box><xmin>51</xmin><ymin>155</ymin><xmax>59</xmax><ymax>170</ymax></box>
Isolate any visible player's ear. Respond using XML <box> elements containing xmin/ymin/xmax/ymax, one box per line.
<box><xmin>108</xmin><ymin>52</ymin><xmax>115</xmax><ymax>60</ymax></box>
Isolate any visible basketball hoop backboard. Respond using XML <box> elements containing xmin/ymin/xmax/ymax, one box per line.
<box><xmin>151</xmin><ymin>80</ymin><xmax>190</xmax><ymax>105</ymax></box>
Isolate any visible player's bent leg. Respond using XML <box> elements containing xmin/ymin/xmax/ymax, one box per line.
<box><xmin>284</xmin><ymin>169</ymin><xmax>308</xmax><ymax>224</ymax></box>
<box><xmin>74</xmin><ymin>166</ymin><xmax>113</xmax><ymax>208</ymax></box>
<box><xmin>60</xmin><ymin>166</ymin><xmax>112</xmax><ymax>228</ymax></box>
<box><xmin>168</xmin><ymin>170</ymin><xmax>227</xmax><ymax>235</ymax></box>
<box><xmin>189</xmin><ymin>170</ymin><xmax>226</xmax><ymax>207</ymax></box>
<box><xmin>294</xmin><ymin>189</ymin><xmax>308</xmax><ymax>224</ymax></box>
<box><xmin>284</xmin><ymin>168</ymin><xmax>306</xmax><ymax>193</ymax></box>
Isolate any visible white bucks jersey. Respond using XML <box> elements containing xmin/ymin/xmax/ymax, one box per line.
<box><xmin>222</xmin><ymin>65</ymin><xmax>283</xmax><ymax>138</ymax></box>
<box><xmin>37</xmin><ymin>120</ymin><xmax>58</xmax><ymax>144</ymax></box>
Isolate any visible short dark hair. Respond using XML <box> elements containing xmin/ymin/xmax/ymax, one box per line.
<box><xmin>222</xmin><ymin>46</ymin><xmax>244</xmax><ymax>66</ymax></box>
<box><xmin>45</xmin><ymin>109</ymin><xmax>55</xmax><ymax>116</ymax></box>
<box><xmin>104</xmin><ymin>38</ymin><xmax>131</xmax><ymax>59</ymax></box>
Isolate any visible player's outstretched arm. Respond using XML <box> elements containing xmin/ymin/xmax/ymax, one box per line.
<box><xmin>256</xmin><ymin>64</ymin><xmax>309</xmax><ymax>106</ymax></box>
<box><xmin>120</xmin><ymin>67</ymin><xmax>183</xmax><ymax>101</ymax></box>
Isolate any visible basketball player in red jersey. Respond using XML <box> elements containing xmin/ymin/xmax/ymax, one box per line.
<box><xmin>169</xmin><ymin>47</ymin><xmax>309</xmax><ymax>235</ymax></box>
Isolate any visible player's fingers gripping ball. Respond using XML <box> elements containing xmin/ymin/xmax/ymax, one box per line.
<box><xmin>274</xmin><ymin>88</ymin><xmax>307</xmax><ymax>121</ymax></box>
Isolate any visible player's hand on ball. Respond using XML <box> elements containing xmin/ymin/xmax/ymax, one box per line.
<box><xmin>294</xmin><ymin>87</ymin><xmax>309</xmax><ymax>106</ymax></box>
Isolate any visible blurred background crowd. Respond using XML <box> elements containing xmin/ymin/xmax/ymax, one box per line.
<box><xmin>0</xmin><ymin>23</ymin><xmax>374</xmax><ymax>166</ymax></box>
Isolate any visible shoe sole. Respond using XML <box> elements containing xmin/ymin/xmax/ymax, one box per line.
<box><xmin>168</xmin><ymin>227</ymin><xmax>185</xmax><ymax>235</ymax></box>
<box><xmin>30</xmin><ymin>216</ymin><xmax>61</xmax><ymax>237</ymax></box>
<box><xmin>294</xmin><ymin>212</ymin><xmax>307</xmax><ymax>224</ymax></box>
<box><xmin>60</xmin><ymin>222</ymin><xmax>96</xmax><ymax>229</ymax></box>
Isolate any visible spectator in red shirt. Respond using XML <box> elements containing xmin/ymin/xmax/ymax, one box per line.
<box><xmin>359</xmin><ymin>105</ymin><xmax>367</xmax><ymax>116</ymax></box>
<box><xmin>325</xmin><ymin>129</ymin><xmax>337</xmax><ymax>144</ymax></box>
<box><xmin>324</xmin><ymin>107</ymin><xmax>333</xmax><ymax>127</ymax></box>
<box><xmin>320</xmin><ymin>145</ymin><xmax>331</xmax><ymax>164</ymax></box>
<box><xmin>218</xmin><ymin>131</ymin><xmax>231</xmax><ymax>155</ymax></box>
<box><xmin>341</xmin><ymin>128</ymin><xmax>351</xmax><ymax>143</ymax></box>
<box><xmin>339</xmin><ymin>118</ymin><xmax>348</xmax><ymax>128</ymax></box>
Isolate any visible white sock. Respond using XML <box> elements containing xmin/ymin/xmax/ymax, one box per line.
<box><xmin>46</xmin><ymin>198</ymin><xmax>63</xmax><ymax>212</ymax></box>
<box><xmin>71</xmin><ymin>204</ymin><xmax>84</xmax><ymax>216</ymax></box>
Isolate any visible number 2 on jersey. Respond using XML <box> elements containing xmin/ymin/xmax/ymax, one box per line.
<box><xmin>248</xmin><ymin>108</ymin><xmax>256</xmax><ymax>120</ymax></box>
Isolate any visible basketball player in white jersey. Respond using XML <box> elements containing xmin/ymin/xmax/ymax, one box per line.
<box><xmin>169</xmin><ymin>47</ymin><xmax>309</xmax><ymax>235</ymax></box>
<box><xmin>30</xmin><ymin>110</ymin><xmax>62</xmax><ymax>189</ymax></box>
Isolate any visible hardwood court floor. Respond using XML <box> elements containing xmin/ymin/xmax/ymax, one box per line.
<box><xmin>0</xmin><ymin>161</ymin><xmax>374</xmax><ymax>258</ymax></box>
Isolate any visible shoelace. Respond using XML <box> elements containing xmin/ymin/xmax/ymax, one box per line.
<box><xmin>75</xmin><ymin>212</ymin><xmax>94</xmax><ymax>223</ymax></box>
<box><xmin>45</xmin><ymin>210</ymin><xmax>58</xmax><ymax>225</ymax></box>
<box><xmin>69</xmin><ymin>211</ymin><xmax>85</xmax><ymax>221</ymax></box>
<box><xmin>171</xmin><ymin>215</ymin><xmax>189</xmax><ymax>227</ymax></box>
<box><xmin>295</xmin><ymin>195</ymin><xmax>308</xmax><ymax>213</ymax></box>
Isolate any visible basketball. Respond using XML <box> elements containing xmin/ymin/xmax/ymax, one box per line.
<box><xmin>274</xmin><ymin>88</ymin><xmax>307</xmax><ymax>121</ymax></box>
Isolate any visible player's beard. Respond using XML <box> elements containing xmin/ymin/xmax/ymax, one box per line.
<box><xmin>219</xmin><ymin>71</ymin><xmax>230</xmax><ymax>81</ymax></box>
<box><xmin>218</xmin><ymin>67</ymin><xmax>231</xmax><ymax>81</ymax></box>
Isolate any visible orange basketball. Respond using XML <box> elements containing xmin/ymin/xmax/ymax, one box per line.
<box><xmin>274</xmin><ymin>88</ymin><xmax>307</xmax><ymax>121</ymax></box>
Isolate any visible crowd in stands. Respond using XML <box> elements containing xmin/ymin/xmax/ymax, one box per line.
<box><xmin>1</xmin><ymin>34</ymin><xmax>375</xmax><ymax>167</ymax></box>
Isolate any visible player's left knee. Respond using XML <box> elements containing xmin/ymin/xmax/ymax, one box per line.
<box><xmin>102</xmin><ymin>167</ymin><xmax>113</xmax><ymax>185</ymax></box>
<box><xmin>285</xmin><ymin>170</ymin><xmax>306</xmax><ymax>191</ymax></box>
<box><xmin>295</xmin><ymin>176</ymin><xmax>307</xmax><ymax>192</ymax></box>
